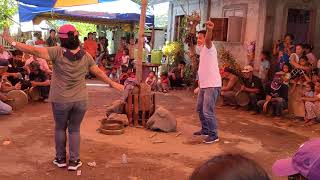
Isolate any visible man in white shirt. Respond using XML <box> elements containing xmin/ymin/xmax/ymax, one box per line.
<box><xmin>194</xmin><ymin>21</ymin><xmax>222</xmax><ymax>144</ymax></box>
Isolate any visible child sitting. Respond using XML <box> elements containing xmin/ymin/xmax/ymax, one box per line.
<box><xmin>121</xmin><ymin>48</ymin><xmax>130</xmax><ymax>68</ymax></box>
<box><xmin>280</xmin><ymin>63</ymin><xmax>292</xmax><ymax>86</ymax></box>
<box><xmin>302</xmin><ymin>81</ymin><xmax>320</xmax><ymax>124</ymax></box>
<box><xmin>145</xmin><ymin>71</ymin><xmax>157</xmax><ymax>91</ymax></box>
<box><xmin>158</xmin><ymin>72</ymin><xmax>169</xmax><ymax>93</ymax></box>
<box><xmin>302</xmin><ymin>82</ymin><xmax>315</xmax><ymax>99</ymax></box>
<box><xmin>110</xmin><ymin>67</ymin><xmax>119</xmax><ymax>82</ymax></box>
<box><xmin>119</xmin><ymin>65</ymin><xmax>129</xmax><ymax>85</ymax></box>
<box><xmin>291</xmin><ymin>56</ymin><xmax>309</xmax><ymax>83</ymax></box>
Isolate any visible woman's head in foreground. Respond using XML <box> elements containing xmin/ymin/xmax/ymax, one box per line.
<box><xmin>190</xmin><ymin>154</ymin><xmax>270</xmax><ymax>180</ymax></box>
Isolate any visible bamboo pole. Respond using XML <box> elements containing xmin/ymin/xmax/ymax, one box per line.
<box><xmin>136</xmin><ymin>0</ymin><xmax>148</xmax><ymax>82</ymax></box>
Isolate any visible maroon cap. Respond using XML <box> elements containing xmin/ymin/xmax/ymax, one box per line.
<box><xmin>58</xmin><ymin>24</ymin><xmax>77</xmax><ymax>39</ymax></box>
<box><xmin>272</xmin><ymin>138</ymin><xmax>320</xmax><ymax>180</ymax></box>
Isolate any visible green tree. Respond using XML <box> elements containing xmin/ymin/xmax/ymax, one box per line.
<box><xmin>0</xmin><ymin>0</ymin><xmax>18</xmax><ymax>28</ymax></box>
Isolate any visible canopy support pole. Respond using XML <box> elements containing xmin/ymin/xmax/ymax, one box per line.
<box><xmin>137</xmin><ymin>0</ymin><xmax>148</xmax><ymax>82</ymax></box>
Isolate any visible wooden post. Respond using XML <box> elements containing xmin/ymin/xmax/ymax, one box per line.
<box><xmin>136</xmin><ymin>0</ymin><xmax>148</xmax><ymax>82</ymax></box>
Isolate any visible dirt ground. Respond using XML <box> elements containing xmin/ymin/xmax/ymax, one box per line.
<box><xmin>0</xmin><ymin>80</ymin><xmax>319</xmax><ymax>180</ymax></box>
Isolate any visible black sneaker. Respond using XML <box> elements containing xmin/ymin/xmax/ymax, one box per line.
<box><xmin>68</xmin><ymin>159</ymin><xmax>83</xmax><ymax>171</ymax></box>
<box><xmin>53</xmin><ymin>158</ymin><xmax>67</xmax><ymax>168</ymax></box>
<box><xmin>203</xmin><ymin>136</ymin><xmax>220</xmax><ymax>144</ymax></box>
<box><xmin>193</xmin><ymin>131</ymin><xmax>208</xmax><ymax>136</ymax></box>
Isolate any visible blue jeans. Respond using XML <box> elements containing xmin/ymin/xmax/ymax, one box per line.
<box><xmin>196</xmin><ymin>87</ymin><xmax>221</xmax><ymax>137</ymax></box>
<box><xmin>52</xmin><ymin>101</ymin><xmax>87</xmax><ymax>161</ymax></box>
<box><xmin>0</xmin><ymin>100</ymin><xmax>12</xmax><ymax>115</ymax></box>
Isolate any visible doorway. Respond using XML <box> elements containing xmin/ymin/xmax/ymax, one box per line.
<box><xmin>286</xmin><ymin>8</ymin><xmax>311</xmax><ymax>44</ymax></box>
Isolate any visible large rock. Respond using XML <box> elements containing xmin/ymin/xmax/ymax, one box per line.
<box><xmin>146</xmin><ymin>107</ymin><xmax>177</xmax><ymax>132</ymax></box>
<box><xmin>107</xmin><ymin>113</ymin><xmax>129</xmax><ymax>126</ymax></box>
<box><xmin>106</xmin><ymin>100</ymin><xmax>125</xmax><ymax>116</ymax></box>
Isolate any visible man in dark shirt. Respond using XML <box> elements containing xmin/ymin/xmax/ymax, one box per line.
<box><xmin>46</xmin><ymin>29</ymin><xmax>59</xmax><ymax>47</ymax></box>
<box><xmin>257</xmin><ymin>73</ymin><xmax>288</xmax><ymax>117</ymax></box>
<box><xmin>169</xmin><ymin>60</ymin><xmax>186</xmax><ymax>87</ymax></box>
<box><xmin>28</xmin><ymin>61</ymin><xmax>50</xmax><ymax>100</ymax></box>
<box><xmin>241</xmin><ymin>65</ymin><xmax>265</xmax><ymax>113</ymax></box>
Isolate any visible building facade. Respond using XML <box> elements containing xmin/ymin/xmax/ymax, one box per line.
<box><xmin>158</xmin><ymin>0</ymin><xmax>320</xmax><ymax>67</ymax></box>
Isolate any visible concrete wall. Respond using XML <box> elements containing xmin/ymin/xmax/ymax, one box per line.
<box><xmin>209</xmin><ymin>0</ymin><xmax>265</xmax><ymax>67</ymax></box>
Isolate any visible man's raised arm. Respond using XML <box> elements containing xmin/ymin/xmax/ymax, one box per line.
<box><xmin>205</xmin><ymin>21</ymin><xmax>214</xmax><ymax>49</ymax></box>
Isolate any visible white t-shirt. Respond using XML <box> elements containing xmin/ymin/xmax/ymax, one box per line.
<box><xmin>198</xmin><ymin>43</ymin><xmax>222</xmax><ymax>88</ymax></box>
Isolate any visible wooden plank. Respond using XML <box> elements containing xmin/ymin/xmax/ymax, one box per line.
<box><xmin>127</xmin><ymin>94</ymin><xmax>133</xmax><ymax>126</ymax></box>
<box><xmin>134</xmin><ymin>94</ymin><xmax>139</xmax><ymax>126</ymax></box>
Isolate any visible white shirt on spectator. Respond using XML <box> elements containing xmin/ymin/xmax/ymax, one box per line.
<box><xmin>0</xmin><ymin>51</ymin><xmax>11</xmax><ymax>60</ymax></box>
<box><xmin>259</xmin><ymin>60</ymin><xmax>270</xmax><ymax>81</ymax></box>
<box><xmin>198</xmin><ymin>43</ymin><xmax>221</xmax><ymax>88</ymax></box>
<box><xmin>25</xmin><ymin>56</ymin><xmax>51</xmax><ymax>73</ymax></box>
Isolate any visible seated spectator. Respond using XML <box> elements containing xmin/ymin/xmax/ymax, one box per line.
<box><xmin>119</xmin><ymin>65</ymin><xmax>129</xmax><ymax>85</ymax></box>
<box><xmin>302</xmin><ymin>81</ymin><xmax>320</xmax><ymax>124</ymax></box>
<box><xmin>221</xmin><ymin>67</ymin><xmax>240</xmax><ymax>106</ymax></box>
<box><xmin>257</xmin><ymin>73</ymin><xmax>288</xmax><ymax>118</ymax></box>
<box><xmin>0</xmin><ymin>45</ymin><xmax>12</xmax><ymax>61</ymax></box>
<box><xmin>24</xmin><ymin>54</ymin><xmax>52</xmax><ymax>75</ymax></box>
<box><xmin>272</xmin><ymin>138</ymin><xmax>320</xmax><ymax>180</ymax></box>
<box><xmin>158</xmin><ymin>72</ymin><xmax>169</xmax><ymax>93</ymax></box>
<box><xmin>121</xmin><ymin>48</ymin><xmax>130</xmax><ymax>68</ymax></box>
<box><xmin>105</xmin><ymin>67</ymin><xmax>112</xmax><ymax>77</ymax></box>
<box><xmin>27</xmin><ymin>61</ymin><xmax>51</xmax><ymax>101</ymax></box>
<box><xmin>273</xmin><ymin>33</ymin><xmax>295</xmax><ymax>57</ymax></box>
<box><xmin>241</xmin><ymin>65</ymin><xmax>265</xmax><ymax>114</ymax></box>
<box><xmin>110</xmin><ymin>67</ymin><xmax>119</xmax><ymax>82</ymax></box>
<box><xmin>0</xmin><ymin>60</ymin><xmax>21</xmax><ymax>93</ymax></box>
<box><xmin>114</xmin><ymin>44</ymin><xmax>125</xmax><ymax>68</ymax></box>
<box><xmin>304</xmin><ymin>44</ymin><xmax>317</xmax><ymax>67</ymax></box>
<box><xmin>0</xmin><ymin>60</ymin><xmax>13</xmax><ymax>115</ymax></box>
<box><xmin>291</xmin><ymin>56</ymin><xmax>310</xmax><ymax>83</ymax></box>
<box><xmin>280</xmin><ymin>63</ymin><xmax>292</xmax><ymax>86</ymax></box>
<box><xmin>145</xmin><ymin>71</ymin><xmax>157</xmax><ymax>91</ymax></box>
<box><xmin>168</xmin><ymin>61</ymin><xmax>186</xmax><ymax>88</ymax></box>
<box><xmin>290</xmin><ymin>44</ymin><xmax>310</xmax><ymax>72</ymax></box>
<box><xmin>34</xmin><ymin>32</ymin><xmax>45</xmax><ymax>46</ymax></box>
<box><xmin>258</xmin><ymin>50</ymin><xmax>271</xmax><ymax>84</ymax></box>
<box><xmin>190</xmin><ymin>154</ymin><xmax>270</xmax><ymax>180</ymax></box>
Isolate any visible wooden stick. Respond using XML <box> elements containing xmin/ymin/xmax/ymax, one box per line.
<box><xmin>136</xmin><ymin>0</ymin><xmax>148</xmax><ymax>82</ymax></box>
<box><xmin>127</xmin><ymin>94</ymin><xmax>133</xmax><ymax>126</ymax></box>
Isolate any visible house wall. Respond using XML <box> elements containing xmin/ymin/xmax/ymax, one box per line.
<box><xmin>209</xmin><ymin>0</ymin><xmax>266</xmax><ymax>67</ymax></box>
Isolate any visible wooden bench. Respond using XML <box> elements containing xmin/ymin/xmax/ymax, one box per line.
<box><xmin>125</xmin><ymin>83</ymin><xmax>156</xmax><ymax>127</ymax></box>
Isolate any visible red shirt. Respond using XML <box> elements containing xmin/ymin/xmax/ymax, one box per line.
<box><xmin>84</xmin><ymin>40</ymin><xmax>98</xmax><ymax>58</ymax></box>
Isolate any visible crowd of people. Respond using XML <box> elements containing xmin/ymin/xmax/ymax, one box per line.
<box><xmin>220</xmin><ymin>33</ymin><xmax>320</xmax><ymax>125</ymax></box>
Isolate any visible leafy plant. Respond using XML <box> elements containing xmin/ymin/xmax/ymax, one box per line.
<box><xmin>0</xmin><ymin>0</ymin><xmax>17</xmax><ymax>28</ymax></box>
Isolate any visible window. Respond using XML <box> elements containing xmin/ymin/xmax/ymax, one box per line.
<box><xmin>211</xmin><ymin>4</ymin><xmax>247</xmax><ymax>43</ymax></box>
<box><xmin>174</xmin><ymin>15</ymin><xmax>186</xmax><ymax>41</ymax></box>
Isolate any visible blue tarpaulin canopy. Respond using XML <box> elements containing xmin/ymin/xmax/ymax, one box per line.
<box><xmin>18</xmin><ymin>0</ymin><xmax>154</xmax><ymax>25</ymax></box>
